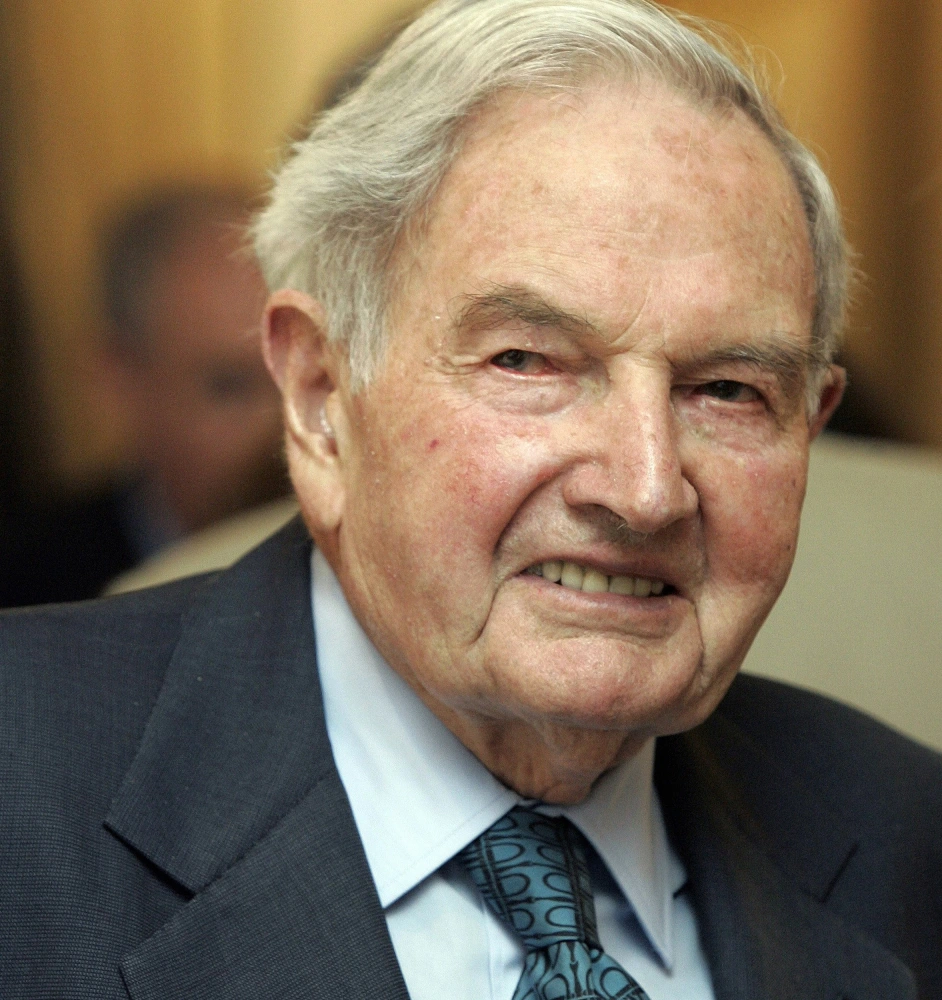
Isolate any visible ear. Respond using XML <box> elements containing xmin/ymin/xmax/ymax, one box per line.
<box><xmin>262</xmin><ymin>289</ymin><xmax>346</xmax><ymax>533</ymax></box>
<box><xmin>808</xmin><ymin>363</ymin><xmax>847</xmax><ymax>440</ymax></box>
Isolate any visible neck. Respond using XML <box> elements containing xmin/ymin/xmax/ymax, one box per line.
<box><xmin>419</xmin><ymin>697</ymin><xmax>644</xmax><ymax>804</ymax></box>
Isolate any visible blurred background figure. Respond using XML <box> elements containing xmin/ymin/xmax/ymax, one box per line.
<box><xmin>0</xmin><ymin>184</ymin><xmax>287</xmax><ymax>607</ymax></box>
<box><xmin>101</xmin><ymin>185</ymin><xmax>285</xmax><ymax>540</ymax></box>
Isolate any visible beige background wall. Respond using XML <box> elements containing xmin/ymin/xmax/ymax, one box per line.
<box><xmin>1</xmin><ymin>0</ymin><xmax>941</xmax><ymax>486</ymax></box>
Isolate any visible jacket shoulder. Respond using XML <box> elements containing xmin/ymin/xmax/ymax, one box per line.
<box><xmin>1</xmin><ymin>573</ymin><xmax>214</xmax><ymax>696</ymax></box>
<box><xmin>718</xmin><ymin>672</ymin><xmax>942</xmax><ymax>818</ymax></box>
<box><xmin>0</xmin><ymin>575</ymin><xmax>215</xmax><ymax>806</ymax></box>
<box><xmin>0</xmin><ymin>521</ymin><xmax>316</xmax><ymax>996</ymax></box>
<box><xmin>663</xmin><ymin>673</ymin><xmax>942</xmax><ymax>995</ymax></box>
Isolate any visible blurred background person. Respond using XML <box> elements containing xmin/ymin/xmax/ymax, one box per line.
<box><xmin>100</xmin><ymin>185</ymin><xmax>286</xmax><ymax>541</ymax></box>
<box><xmin>0</xmin><ymin>184</ymin><xmax>287</xmax><ymax>607</ymax></box>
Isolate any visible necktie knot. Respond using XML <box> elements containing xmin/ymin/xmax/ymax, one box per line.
<box><xmin>458</xmin><ymin>808</ymin><xmax>601</xmax><ymax>951</ymax></box>
<box><xmin>458</xmin><ymin>807</ymin><xmax>651</xmax><ymax>1000</ymax></box>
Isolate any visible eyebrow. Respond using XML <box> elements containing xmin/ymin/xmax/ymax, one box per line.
<box><xmin>453</xmin><ymin>283</ymin><xmax>818</xmax><ymax>395</ymax></box>
<box><xmin>453</xmin><ymin>284</ymin><xmax>600</xmax><ymax>339</ymax></box>
<box><xmin>686</xmin><ymin>341</ymin><xmax>819</xmax><ymax>399</ymax></box>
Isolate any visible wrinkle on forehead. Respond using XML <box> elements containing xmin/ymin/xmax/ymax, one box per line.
<box><xmin>385</xmin><ymin>76</ymin><xmax>815</xmax><ymax>366</ymax></box>
<box><xmin>457</xmin><ymin>87</ymin><xmax>804</xmax><ymax>252</ymax></box>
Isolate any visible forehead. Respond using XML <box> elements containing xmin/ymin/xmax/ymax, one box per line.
<box><xmin>392</xmin><ymin>79</ymin><xmax>814</xmax><ymax>353</ymax></box>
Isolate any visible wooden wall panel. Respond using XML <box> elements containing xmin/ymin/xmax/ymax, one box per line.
<box><xmin>912</xmin><ymin>0</ymin><xmax>942</xmax><ymax>443</ymax></box>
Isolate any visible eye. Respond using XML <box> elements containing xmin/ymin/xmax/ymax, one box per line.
<box><xmin>696</xmin><ymin>380</ymin><xmax>761</xmax><ymax>404</ymax></box>
<box><xmin>490</xmin><ymin>349</ymin><xmax>551</xmax><ymax>374</ymax></box>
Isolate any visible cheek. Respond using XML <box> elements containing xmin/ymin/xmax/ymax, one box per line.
<box><xmin>352</xmin><ymin>407</ymin><xmax>555</xmax><ymax>583</ymax></box>
<box><xmin>337</xmin><ymin>408</ymin><xmax>562</xmax><ymax>676</ymax></box>
<box><xmin>683</xmin><ymin>442</ymin><xmax>808</xmax><ymax>681</ymax></box>
<box><xmin>697</xmin><ymin>444</ymin><xmax>807</xmax><ymax>590</ymax></box>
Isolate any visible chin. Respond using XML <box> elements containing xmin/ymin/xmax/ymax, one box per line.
<box><xmin>491</xmin><ymin>640</ymin><xmax>718</xmax><ymax>737</ymax></box>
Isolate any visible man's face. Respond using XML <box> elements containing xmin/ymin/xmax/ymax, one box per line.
<box><xmin>130</xmin><ymin>229</ymin><xmax>285</xmax><ymax>532</ymax></box>
<box><xmin>308</xmin><ymin>81</ymin><xmax>836</xmax><ymax>795</ymax></box>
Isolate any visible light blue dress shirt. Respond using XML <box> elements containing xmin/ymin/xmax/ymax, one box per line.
<box><xmin>312</xmin><ymin>549</ymin><xmax>715</xmax><ymax>1000</ymax></box>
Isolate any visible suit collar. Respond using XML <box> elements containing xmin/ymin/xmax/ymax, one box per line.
<box><xmin>118</xmin><ymin>774</ymin><xmax>409</xmax><ymax>1000</ymax></box>
<box><xmin>106</xmin><ymin>518</ymin><xmax>410</xmax><ymax>1000</ymax></box>
<box><xmin>656</xmin><ymin>696</ymin><xmax>916</xmax><ymax>1000</ymax></box>
<box><xmin>106</xmin><ymin>517</ymin><xmax>328</xmax><ymax>893</ymax></box>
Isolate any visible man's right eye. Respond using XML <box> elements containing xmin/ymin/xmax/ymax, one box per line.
<box><xmin>696</xmin><ymin>379</ymin><xmax>762</xmax><ymax>404</ymax></box>
<box><xmin>490</xmin><ymin>349</ymin><xmax>549</xmax><ymax>373</ymax></box>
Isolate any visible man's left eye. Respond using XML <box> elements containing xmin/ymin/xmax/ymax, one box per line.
<box><xmin>490</xmin><ymin>349</ymin><xmax>550</xmax><ymax>373</ymax></box>
<box><xmin>697</xmin><ymin>380</ymin><xmax>761</xmax><ymax>403</ymax></box>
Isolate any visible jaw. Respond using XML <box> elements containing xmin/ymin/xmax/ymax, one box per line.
<box><xmin>396</xmin><ymin>600</ymin><xmax>720</xmax><ymax>803</ymax></box>
<box><xmin>322</xmin><ymin>494</ymin><xmax>760</xmax><ymax>804</ymax></box>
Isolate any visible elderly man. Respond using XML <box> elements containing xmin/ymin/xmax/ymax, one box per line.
<box><xmin>1</xmin><ymin>1</ymin><xmax>939</xmax><ymax>998</ymax></box>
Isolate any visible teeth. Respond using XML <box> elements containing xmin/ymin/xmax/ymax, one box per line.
<box><xmin>542</xmin><ymin>560</ymin><xmax>563</xmax><ymax>583</ymax></box>
<box><xmin>609</xmin><ymin>575</ymin><xmax>635</xmax><ymax>596</ymax></box>
<box><xmin>582</xmin><ymin>569</ymin><xmax>609</xmax><ymax>593</ymax></box>
<box><xmin>560</xmin><ymin>562</ymin><xmax>585</xmax><ymax>589</ymax></box>
<box><xmin>536</xmin><ymin>561</ymin><xmax>667</xmax><ymax>597</ymax></box>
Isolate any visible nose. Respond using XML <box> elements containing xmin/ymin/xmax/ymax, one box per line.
<box><xmin>559</xmin><ymin>372</ymin><xmax>698</xmax><ymax>535</ymax></box>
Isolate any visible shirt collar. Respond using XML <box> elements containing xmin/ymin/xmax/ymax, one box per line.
<box><xmin>543</xmin><ymin>741</ymin><xmax>686</xmax><ymax>968</ymax></box>
<box><xmin>311</xmin><ymin>549</ymin><xmax>683</xmax><ymax>968</ymax></box>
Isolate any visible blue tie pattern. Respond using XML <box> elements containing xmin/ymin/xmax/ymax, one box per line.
<box><xmin>458</xmin><ymin>808</ymin><xmax>651</xmax><ymax>1000</ymax></box>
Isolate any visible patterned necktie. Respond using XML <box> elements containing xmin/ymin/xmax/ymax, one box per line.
<box><xmin>457</xmin><ymin>807</ymin><xmax>651</xmax><ymax>1000</ymax></box>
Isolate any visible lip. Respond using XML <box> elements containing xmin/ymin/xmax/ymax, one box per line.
<box><xmin>511</xmin><ymin>570</ymin><xmax>691</xmax><ymax>636</ymax></box>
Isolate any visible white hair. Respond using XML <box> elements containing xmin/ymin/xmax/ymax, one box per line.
<box><xmin>254</xmin><ymin>0</ymin><xmax>848</xmax><ymax>397</ymax></box>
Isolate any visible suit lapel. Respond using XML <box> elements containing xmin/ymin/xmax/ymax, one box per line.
<box><xmin>105</xmin><ymin>519</ymin><xmax>410</xmax><ymax>1000</ymax></box>
<box><xmin>656</xmin><ymin>703</ymin><xmax>917</xmax><ymax>1000</ymax></box>
<box><xmin>118</xmin><ymin>775</ymin><xmax>409</xmax><ymax>1000</ymax></box>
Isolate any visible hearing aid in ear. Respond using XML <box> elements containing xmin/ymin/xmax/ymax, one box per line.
<box><xmin>319</xmin><ymin>404</ymin><xmax>336</xmax><ymax>442</ymax></box>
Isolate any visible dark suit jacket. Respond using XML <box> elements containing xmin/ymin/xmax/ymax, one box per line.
<box><xmin>1</xmin><ymin>519</ymin><xmax>939</xmax><ymax>999</ymax></box>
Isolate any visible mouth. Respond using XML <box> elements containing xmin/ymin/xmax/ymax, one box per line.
<box><xmin>523</xmin><ymin>560</ymin><xmax>675</xmax><ymax>598</ymax></box>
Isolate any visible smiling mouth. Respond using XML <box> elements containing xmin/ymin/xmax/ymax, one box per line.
<box><xmin>524</xmin><ymin>561</ymin><xmax>673</xmax><ymax>597</ymax></box>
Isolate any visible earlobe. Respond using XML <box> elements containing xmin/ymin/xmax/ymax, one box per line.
<box><xmin>809</xmin><ymin>364</ymin><xmax>847</xmax><ymax>440</ymax></box>
<box><xmin>262</xmin><ymin>289</ymin><xmax>346</xmax><ymax>532</ymax></box>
